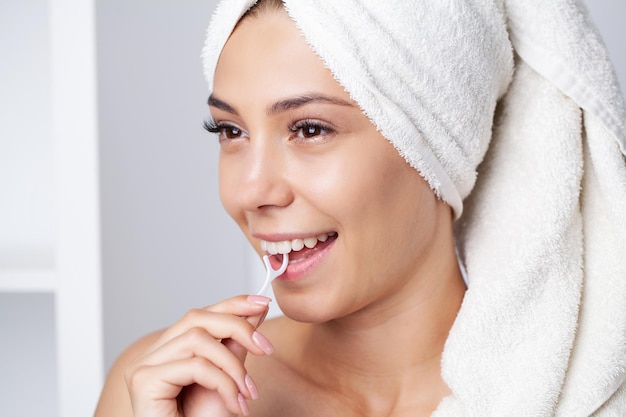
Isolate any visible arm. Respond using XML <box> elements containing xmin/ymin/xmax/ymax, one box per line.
<box><xmin>94</xmin><ymin>331</ymin><xmax>161</xmax><ymax>417</ymax></box>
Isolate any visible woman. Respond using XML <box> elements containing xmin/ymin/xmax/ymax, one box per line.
<box><xmin>95</xmin><ymin>0</ymin><xmax>626</xmax><ymax>416</ymax></box>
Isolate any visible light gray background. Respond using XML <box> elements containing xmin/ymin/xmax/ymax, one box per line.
<box><xmin>97</xmin><ymin>0</ymin><xmax>234</xmax><ymax>372</ymax></box>
<box><xmin>0</xmin><ymin>294</ymin><xmax>58</xmax><ymax>416</ymax></box>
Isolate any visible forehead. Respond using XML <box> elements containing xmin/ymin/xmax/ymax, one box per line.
<box><xmin>213</xmin><ymin>10</ymin><xmax>348</xmax><ymax>105</ymax></box>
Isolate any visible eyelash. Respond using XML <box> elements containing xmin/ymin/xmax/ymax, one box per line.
<box><xmin>288</xmin><ymin>119</ymin><xmax>335</xmax><ymax>140</ymax></box>
<box><xmin>202</xmin><ymin>119</ymin><xmax>335</xmax><ymax>141</ymax></box>
<box><xmin>202</xmin><ymin>120</ymin><xmax>218</xmax><ymax>133</ymax></box>
<box><xmin>203</xmin><ymin>120</ymin><xmax>246</xmax><ymax>140</ymax></box>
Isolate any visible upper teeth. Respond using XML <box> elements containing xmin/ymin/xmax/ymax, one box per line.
<box><xmin>260</xmin><ymin>232</ymin><xmax>336</xmax><ymax>255</ymax></box>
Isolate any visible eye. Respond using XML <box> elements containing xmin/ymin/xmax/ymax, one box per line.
<box><xmin>289</xmin><ymin>120</ymin><xmax>334</xmax><ymax>140</ymax></box>
<box><xmin>203</xmin><ymin>120</ymin><xmax>248</xmax><ymax>141</ymax></box>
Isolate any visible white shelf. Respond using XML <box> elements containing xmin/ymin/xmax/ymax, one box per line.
<box><xmin>1</xmin><ymin>0</ymin><xmax>102</xmax><ymax>416</ymax></box>
<box><xmin>0</xmin><ymin>248</ymin><xmax>56</xmax><ymax>292</ymax></box>
<box><xmin>0</xmin><ymin>270</ymin><xmax>56</xmax><ymax>292</ymax></box>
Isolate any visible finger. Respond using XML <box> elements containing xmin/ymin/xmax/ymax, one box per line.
<box><xmin>222</xmin><ymin>331</ymin><xmax>273</xmax><ymax>366</ymax></box>
<box><xmin>148</xmin><ymin>295</ymin><xmax>270</xmax><ymax>354</ymax></box>
<box><xmin>181</xmin><ymin>384</ymin><xmax>253</xmax><ymax>417</ymax></box>
<box><xmin>204</xmin><ymin>294</ymin><xmax>272</xmax><ymax>315</ymax></box>
<box><xmin>222</xmin><ymin>307</ymin><xmax>271</xmax><ymax>362</ymax></box>
<box><xmin>137</xmin><ymin>326</ymin><xmax>254</xmax><ymax>398</ymax></box>
<box><xmin>152</xmin><ymin>309</ymin><xmax>271</xmax><ymax>357</ymax></box>
<box><xmin>127</xmin><ymin>357</ymin><xmax>245</xmax><ymax>416</ymax></box>
<box><xmin>248</xmin><ymin>307</ymin><xmax>270</xmax><ymax>329</ymax></box>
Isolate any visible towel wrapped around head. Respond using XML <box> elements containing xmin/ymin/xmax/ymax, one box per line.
<box><xmin>202</xmin><ymin>0</ymin><xmax>626</xmax><ymax>415</ymax></box>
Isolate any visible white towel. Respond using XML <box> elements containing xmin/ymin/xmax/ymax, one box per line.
<box><xmin>202</xmin><ymin>0</ymin><xmax>626</xmax><ymax>415</ymax></box>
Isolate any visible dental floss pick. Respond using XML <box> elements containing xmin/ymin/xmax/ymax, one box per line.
<box><xmin>257</xmin><ymin>253</ymin><xmax>289</xmax><ymax>296</ymax></box>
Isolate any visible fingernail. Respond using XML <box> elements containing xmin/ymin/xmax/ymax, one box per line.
<box><xmin>245</xmin><ymin>374</ymin><xmax>259</xmax><ymax>400</ymax></box>
<box><xmin>252</xmin><ymin>331</ymin><xmax>274</xmax><ymax>355</ymax></box>
<box><xmin>247</xmin><ymin>295</ymin><xmax>271</xmax><ymax>306</ymax></box>
<box><xmin>238</xmin><ymin>393</ymin><xmax>250</xmax><ymax>416</ymax></box>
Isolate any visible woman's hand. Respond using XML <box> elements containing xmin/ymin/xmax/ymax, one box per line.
<box><xmin>124</xmin><ymin>295</ymin><xmax>274</xmax><ymax>417</ymax></box>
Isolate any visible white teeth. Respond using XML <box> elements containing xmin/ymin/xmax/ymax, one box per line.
<box><xmin>267</xmin><ymin>241</ymin><xmax>278</xmax><ymax>254</ymax></box>
<box><xmin>260</xmin><ymin>233</ymin><xmax>335</xmax><ymax>255</ymax></box>
<box><xmin>291</xmin><ymin>238</ymin><xmax>305</xmax><ymax>251</ymax></box>
<box><xmin>277</xmin><ymin>241</ymin><xmax>291</xmax><ymax>254</ymax></box>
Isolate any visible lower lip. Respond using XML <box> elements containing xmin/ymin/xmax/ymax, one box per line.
<box><xmin>275</xmin><ymin>238</ymin><xmax>336</xmax><ymax>282</ymax></box>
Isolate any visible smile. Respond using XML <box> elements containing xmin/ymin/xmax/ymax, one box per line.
<box><xmin>260</xmin><ymin>232</ymin><xmax>337</xmax><ymax>256</ymax></box>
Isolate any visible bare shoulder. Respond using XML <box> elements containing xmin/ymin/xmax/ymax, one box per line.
<box><xmin>93</xmin><ymin>329</ymin><xmax>164</xmax><ymax>417</ymax></box>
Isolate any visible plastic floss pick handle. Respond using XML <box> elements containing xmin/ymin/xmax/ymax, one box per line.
<box><xmin>257</xmin><ymin>253</ymin><xmax>289</xmax><ymax>296</ymax></box>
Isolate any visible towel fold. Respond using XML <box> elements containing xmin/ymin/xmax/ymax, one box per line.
<box><xmin>202</xmin><ymin>0</ymin><xmax>626</xmax><ymax>415</ymax></box>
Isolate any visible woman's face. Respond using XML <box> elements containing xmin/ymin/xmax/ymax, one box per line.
<box><xmin>211</xmin><ymin>9</ymin><xmax>449</xmax><ymax>322</ymax></box>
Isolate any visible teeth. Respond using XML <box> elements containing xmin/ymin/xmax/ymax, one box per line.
<box><xmin>267</xmin><ymin>241</ymin><xmax>278</xmax><ymax>254</ymax></box>
<box><xmin>260</xmin><ymin>233</ymin><xmax>335</xmax><ymax>255</ymax></box>
<box><xmin>303</xmin><ymin>237</ymin><xmax>317</xmax><ymax>248</ymax></box>
<box><xmin>277</xmin><ymin>241</ymin><xmax>291</xmax><ymax>254</ymax></box>
<box><xmin>291</xmin><ymin>239</ymin><xmax>305</xmax><ymax>251</ymax></box>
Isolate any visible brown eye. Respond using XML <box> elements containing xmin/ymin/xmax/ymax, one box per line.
<box><xmin>301</xmin><ymin>125</ymin><xmax>322</xmax><ymax>138</ymax></box>
<box><xmin>291</xmin><ymin>120</ymin><xmax>334</xmax><ymax>141</ymax></box>
<box><xmin>203</xmin><ymin>120</ymin><xmax>248</xmax><ymax>141</ymax></box>
<box><xmin>224</xmin><ymin>126</ymin><xmax>242</xmax><ymax>139</ymax></box>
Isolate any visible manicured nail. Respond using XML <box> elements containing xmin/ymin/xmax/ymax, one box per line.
<box><xmin>252</xmin><ymin>331</ymin><xmax>274</xmax><ymax>354</ymax></box>
<box><xmin>238</xmin><ymin>393</ymin><xmax>250</xmax><ymax>416</ymax></box>
<box><xmin>247</xmin><ymin>295</ymin><xmax>271</xmax><ymax>306</ymax></box>
<box><xmin>245</xmin><ymin>374</ymin><xmax>259</xmax><ymax>400</ymax></box>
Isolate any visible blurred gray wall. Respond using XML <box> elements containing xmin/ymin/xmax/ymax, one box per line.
<box><xmin>97</xmin><ymin>0</ymin><xmax>253</xmax><ymax>371</ymax></box>
<box><xmin>586</xmin><ymin>0</ymin><xmax>626</xmax><ymax>96</ymax></box>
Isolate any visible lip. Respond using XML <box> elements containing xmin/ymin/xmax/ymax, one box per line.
<box><xmin>254</xmin><ymin>231</ymin><xmax>334</xmax><ymax>242</ymax></box>
<box><xmin>265</xmin><ymin>234</ymin><xmax>337</xmax><ymax>282</ymax></box>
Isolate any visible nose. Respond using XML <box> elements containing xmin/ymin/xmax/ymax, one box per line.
<box><xmin>234</xmin><ymin>137</ymin><xmax>294</xmax><ymax>212</ymax></box>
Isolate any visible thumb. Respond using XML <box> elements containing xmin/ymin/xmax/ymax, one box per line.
<box><xmin>222</xmin><ymin>307</ymin><xmax>270</xmax><ymax>363</ymax></box>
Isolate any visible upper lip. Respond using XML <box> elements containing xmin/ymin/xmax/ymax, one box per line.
<box><xmin>252</xmin><ymin>231</ymin><xmax>335</xmax><ymax>242</ymax></box>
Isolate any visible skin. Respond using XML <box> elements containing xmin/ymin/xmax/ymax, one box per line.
<box><xmin>94</xmin><ymin>7</ymin><xmax>466</xmax><ymax>417</ymax></box>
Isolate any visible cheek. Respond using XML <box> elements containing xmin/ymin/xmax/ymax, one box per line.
<box><xmin>292</xmin><ymin>134</ymin><xmax>429</xmax><ymax>229</ymax></box>
<box><xmin>336</xmin><ymin>146</ymin><xmax>438</xmax><ymax>256</ymax></box>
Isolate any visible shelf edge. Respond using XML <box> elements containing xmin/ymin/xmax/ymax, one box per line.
<box><xmin>0</xmin><ymin>271</ymin><xmax>57</xmax><ymax>292</ymax></box>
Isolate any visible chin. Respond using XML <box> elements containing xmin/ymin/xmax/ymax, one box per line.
<box><xmin>276</xmin><ymin>290</ymin><xmax>360</xmax><ymax>325</ymax></box>
<box><xmin>275</xmin><ymin>296</ymin><xmax>335</xmax><ymax>324</ymax></box>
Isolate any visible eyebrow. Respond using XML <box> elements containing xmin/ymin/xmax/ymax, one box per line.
<box><xmin>207</xmin><ymin>93</ymin><xmax>356</xmax><ymax>116</ymax></box>
<box><xmin>208</xmin><ymin>95</ymin><xmax>239</xmax><ymax>115</ymax></box>
<box><xmin>268</xmin><ymin>94</ymin><xmax>355</xmax><ymax>115</ymax></box>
